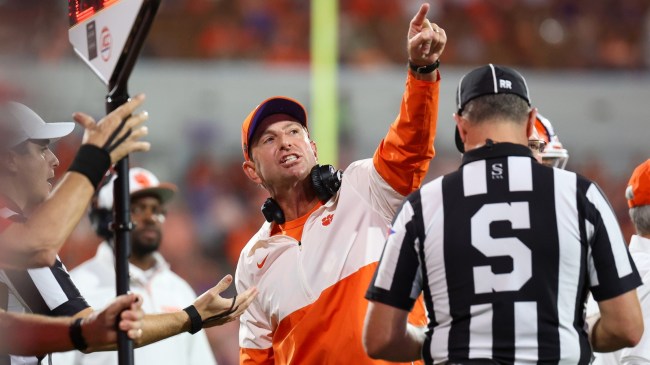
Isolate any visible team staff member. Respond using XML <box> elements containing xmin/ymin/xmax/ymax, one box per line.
<box><xmin>0</xmin><ymin>104</ymin><xmax>257</xmax><ymax>365</ymax></box>
<box><xmin>364</xmin><ymin>64</ymin><xmax>643</xmax><ymax>364</ymax></box>
<box><xmin>591</xmin><ymin>159</ymin><xmax>650</xmax><ymax>365</ymax></box>
<box><xmin>0</xmin><ymin>96</ymin><xmax>150</xmax><ymax>268</ymax></box>
<box><xmin>57</xmin><ymin>167</ymin><xmax>217</xmax><ymax>365</ymax></box>
<box><xmin>235</xmin><ymin>3</ymin><xmax>445</xmax><ymax>364</ymax></box>
<box><xmin>534</xmin><ymin>114</ymin><xmax>569</xmax><ymax>169</ymax></box>
<box><xmin>527</xmin><ymin>126</ymin><xmax>545</xmax><ymax>163</ymax></box>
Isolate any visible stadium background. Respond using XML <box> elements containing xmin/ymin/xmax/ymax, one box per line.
<box><xmin>1</xmin><ymin>1</ymin><xmax>649</xmax><ymax>364</ymax></box>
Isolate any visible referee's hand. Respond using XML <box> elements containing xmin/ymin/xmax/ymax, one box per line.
<box><xmin>72</xmin><ymin>94</ymin><xmax>151</xmax><ymax>164</ymax></box>
<box><xmin>83</xmin><ymin>293</ymin><xmax>144</xmax><ymax>353</ymax></box>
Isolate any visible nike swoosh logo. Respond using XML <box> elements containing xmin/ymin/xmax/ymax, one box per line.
<box><xmin>257</xmin><ymin>254</ymin><xmax>269</xmax><ymax>269</ymax></box>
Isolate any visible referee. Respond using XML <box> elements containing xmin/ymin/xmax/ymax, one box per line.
<box><xmin>363</xmin><ymin>64</ymin><xmax>644</xmax><ymax>364</ymax></box>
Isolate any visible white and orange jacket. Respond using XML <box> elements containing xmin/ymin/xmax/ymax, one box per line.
<box><xmin>236</xmin><ymin>72</ymin><xmax>440</xmax><ymax>365</ymax></box>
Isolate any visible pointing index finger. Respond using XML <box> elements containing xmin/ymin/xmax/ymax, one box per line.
<box><xmin>411</xmin><ymin>3</ymin><xmax>430</xmax><ymax>28</ymax></box>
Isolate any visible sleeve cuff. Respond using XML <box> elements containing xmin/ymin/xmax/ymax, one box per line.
<box><xmin>591</xmin><ymin>272</ymin><xmax>643</xmax><ymax>302</ymax></box>
<box><xmin>365</xmin><ymin>288</ymin><xmax>415</xmax><ymax>312</ymax></box>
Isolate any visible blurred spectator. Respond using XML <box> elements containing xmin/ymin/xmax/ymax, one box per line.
<box><xmin>2</xmin><ymin>0</ymin><xmax>649</xmax><ymax>68</ymax></box>
<box><xmin>58</xmin><ymin>167</ymin><xmax>217</xmax><ymax>365</ymax></box>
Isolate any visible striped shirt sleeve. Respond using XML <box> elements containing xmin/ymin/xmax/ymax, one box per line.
<box><xmin>582</xmin><ymin>181</ymin><xmax>642</xmax><ymax>301</ymax></box>
<box><xmin>366</xmin><ymin>191</ymin><xmax>424</xmax><ymax>311</ymax></box>
<box><xmin>3</xmin><ymin>258</ymin><xmax>89</xmax><ymax>316</ymax></box>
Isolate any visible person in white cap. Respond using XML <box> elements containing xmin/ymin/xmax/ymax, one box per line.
<box><xmin>0</xmin><ymin>96</ymin><xmax>150</xmax><ymax>269</ymax></box>
<box><xmin>56</xmin><ymin>167</ymin><xmax>218</xmax><ymax>365</ymax></box>
<box><xmin>0</xmin><ymin>102</ymin><xmax>256</xmax><ymax>365</ymax></box>
<box><xmin>0</xmin><ymin>99</ymin><xmax>149</xmax><ymax>361</ymax></box>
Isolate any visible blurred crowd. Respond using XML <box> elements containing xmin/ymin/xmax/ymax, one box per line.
<box><xmin>1</xmin><ymin>0</ymin><xmax>650</xmax><ymax>68</ymax></box>
<box><xmin>2</xmin><ymin>0</ymin><xmax>648</xmax><ymax>364</ymax></box>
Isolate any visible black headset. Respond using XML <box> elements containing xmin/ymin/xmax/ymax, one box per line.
<box><xmin>261</xmin><ymin>164</ymin><xmax>342</xmax><ymax>225</ymax></box>
<box><xmin>88</xmin><ymin>172</ymin><xmax>115</xmax><ymax>241</ymax></box>
<box><xmin>88</xmin><ymin>203</ymin><xmax>113</xmax><ymax>241</ymax></box>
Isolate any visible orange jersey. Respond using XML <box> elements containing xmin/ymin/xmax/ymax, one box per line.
<box><xmin>236</xmin><ymin>72</ymin><xmax>439</xmax><ymax>364</ymax></box>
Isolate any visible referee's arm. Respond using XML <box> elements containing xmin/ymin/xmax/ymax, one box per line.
<box><xmin>0</xmin><ymin>96</ymin><xmax>150</xmax><ymax>270</ymax></box>
<box><xmin>364</xmin><ymin>301</ymin><xmax>426</xmax><ymax>361</ymax></box>
<box><xmin>0</xmin><ymin>173</ymin><xmax>95</xmax><ymax>269</ymax></box>
<box><xmin>588</xmin><ymin>291</ymin><xmax>642</xmax><ymax>352</ymax></box>
<box><xmin>364</xmin><ymin>197</ymin><xmax>425</xmax><ymax>361</ymax></box>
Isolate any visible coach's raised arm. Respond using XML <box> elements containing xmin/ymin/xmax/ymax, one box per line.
<box><xmin>0</xmin><ymin>95</ymin><xmax>150</xmax><ymax>269</ymax></box>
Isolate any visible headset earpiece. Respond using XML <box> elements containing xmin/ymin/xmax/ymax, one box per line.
<box><xmin>89</xmin><ymin>206</ymin><xmax>113</xmax><ymax>241</ymax></box>
<box><xmin>261</xmin><ymin>198</ymin><xmax>285</xmax><ymax>225</ymax></box>
<box><xmin>310</xmin><ymin>165</ymin><xmax>343</xmax><ymax>202</ymax></box>
<box><xmin>88</xmin><ymin>172</ymin><xmax>116</xmax><ymax>241</ymax></box>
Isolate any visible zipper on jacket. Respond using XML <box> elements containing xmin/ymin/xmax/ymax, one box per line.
<box><xmin>295</xmin><ymin>240</ymin><xmax>314</xmax><ymax>300</ymax></box>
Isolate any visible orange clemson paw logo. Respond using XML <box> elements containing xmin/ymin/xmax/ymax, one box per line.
<box><xmin>321</xmin><ymin>214</ymin><xmax>334</xmax><ymax>226</ymax></box>
<box><xmin>134</xmin><ymin>173</ymin><xmax>152</xmax><ymax>187</ymax></box>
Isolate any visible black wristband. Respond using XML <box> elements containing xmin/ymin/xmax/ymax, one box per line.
<box><xmin>69</xmin><ymin>318</ymin><xmax>88</xmax><ymax>352</ymax></box>
<box><xmin>408</xmin><ymin>59</ymin><xmax>440</xmax><ymax>74</ymax></box>
<box><xmin>68</xmin><ymin>144</ymin><xmax>111</xmax><ymax>190</ymax></box>
<box><xmin>202</xmin><ymin>295</ymin><xmax>238</xmax><ymax>326</ymax></box>
<box><xmin>183</xmin><ymin>305</ymin><xmax>203</xmax><ymax>335</ymax></box>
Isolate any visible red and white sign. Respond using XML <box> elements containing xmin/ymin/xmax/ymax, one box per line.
<box><xmin>68</xmin><ymin>0</ymin><xmax>145</xmax><ymax>85</ymax></box>
<box><xmin>100</xmin><ymin>27</ymin><xmax>112</xmax><ymax>62</ymax></box>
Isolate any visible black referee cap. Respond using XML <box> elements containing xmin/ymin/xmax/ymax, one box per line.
<box><xmin>454</xmin><ymin>64</ymin><xmax>531</xmax><ymax>153</ymax></box>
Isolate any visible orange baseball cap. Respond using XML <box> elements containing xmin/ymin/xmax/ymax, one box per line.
<box><xmin>241</xmin><ymin>96</ymin><xmax>308</xmax><ymax>161</ymax></box>
<box><xmin>626</xmin><ymin>159</ymin><xmax>650</xmax><ymax>208</ymax></box>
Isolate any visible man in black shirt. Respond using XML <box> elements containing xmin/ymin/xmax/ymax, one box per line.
<box><xmin>363</xmin><ymin>64</ymin><xmax>643</xmax><ymax>364</ymax></box>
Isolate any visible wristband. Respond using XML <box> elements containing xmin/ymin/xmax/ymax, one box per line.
<box><xmin>183</xmin><ymin>305</ymin><xmax>203</xmax><ymax>335</ymax></box>
<box><xmin>69</xmin><ymin>318</ymin><xmax>88</xmax><ymax>352</ymax></box>
<box><xmin>408</xmin><ymin>59</ymin><xmax>440</xmax><ymax>74</ymax></box>
<box><xmin>68</xmin><ymin>145</ymin><xmax>111</xmax><ymax>190</ymax></box>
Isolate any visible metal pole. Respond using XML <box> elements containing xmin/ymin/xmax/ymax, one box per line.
<box><xmin>106</xmin><ymin>89</ymin><xmax>134</xmax><ymax>365</ymax></box>
<box><xmin>69</xmin><ymin>1</ymin><xmax>161</xmax><ymax>363</ymax></box>
<box><xmin>104</xmin><ymin>3</ymin><xmax>161</xmax><ymax>363</ymax></box>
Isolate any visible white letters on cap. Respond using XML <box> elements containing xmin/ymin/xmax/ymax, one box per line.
<box><xmin>499</xmin><ymin>79</ymin><xmax>512</xmax><ymax>89</ymax></box>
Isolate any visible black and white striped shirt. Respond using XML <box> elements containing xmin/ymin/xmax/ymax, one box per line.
<box><xmin>366</xmin><ymin>143</ymin><xmax>642</xmax><ymax>364</ymax></box>
<box><xmin>0</xmin><ymin>208</ymin><xmax>89</xmax><ymax>365</ymax></box>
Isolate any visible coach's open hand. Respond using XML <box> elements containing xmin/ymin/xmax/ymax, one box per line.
<box><xmin>72</xmin><ymin>94</ymin><xmax>151</xmax><ymax>164</ymax></box>
<box><xmin>407</xmin><ymin>3</ymin><xmax>447</xmax><ymax>78</ymax></box>
<box><xmin>192</xmin><ymin>274</ymin><xmax>257</xmax><ymax>327</ymax></box>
